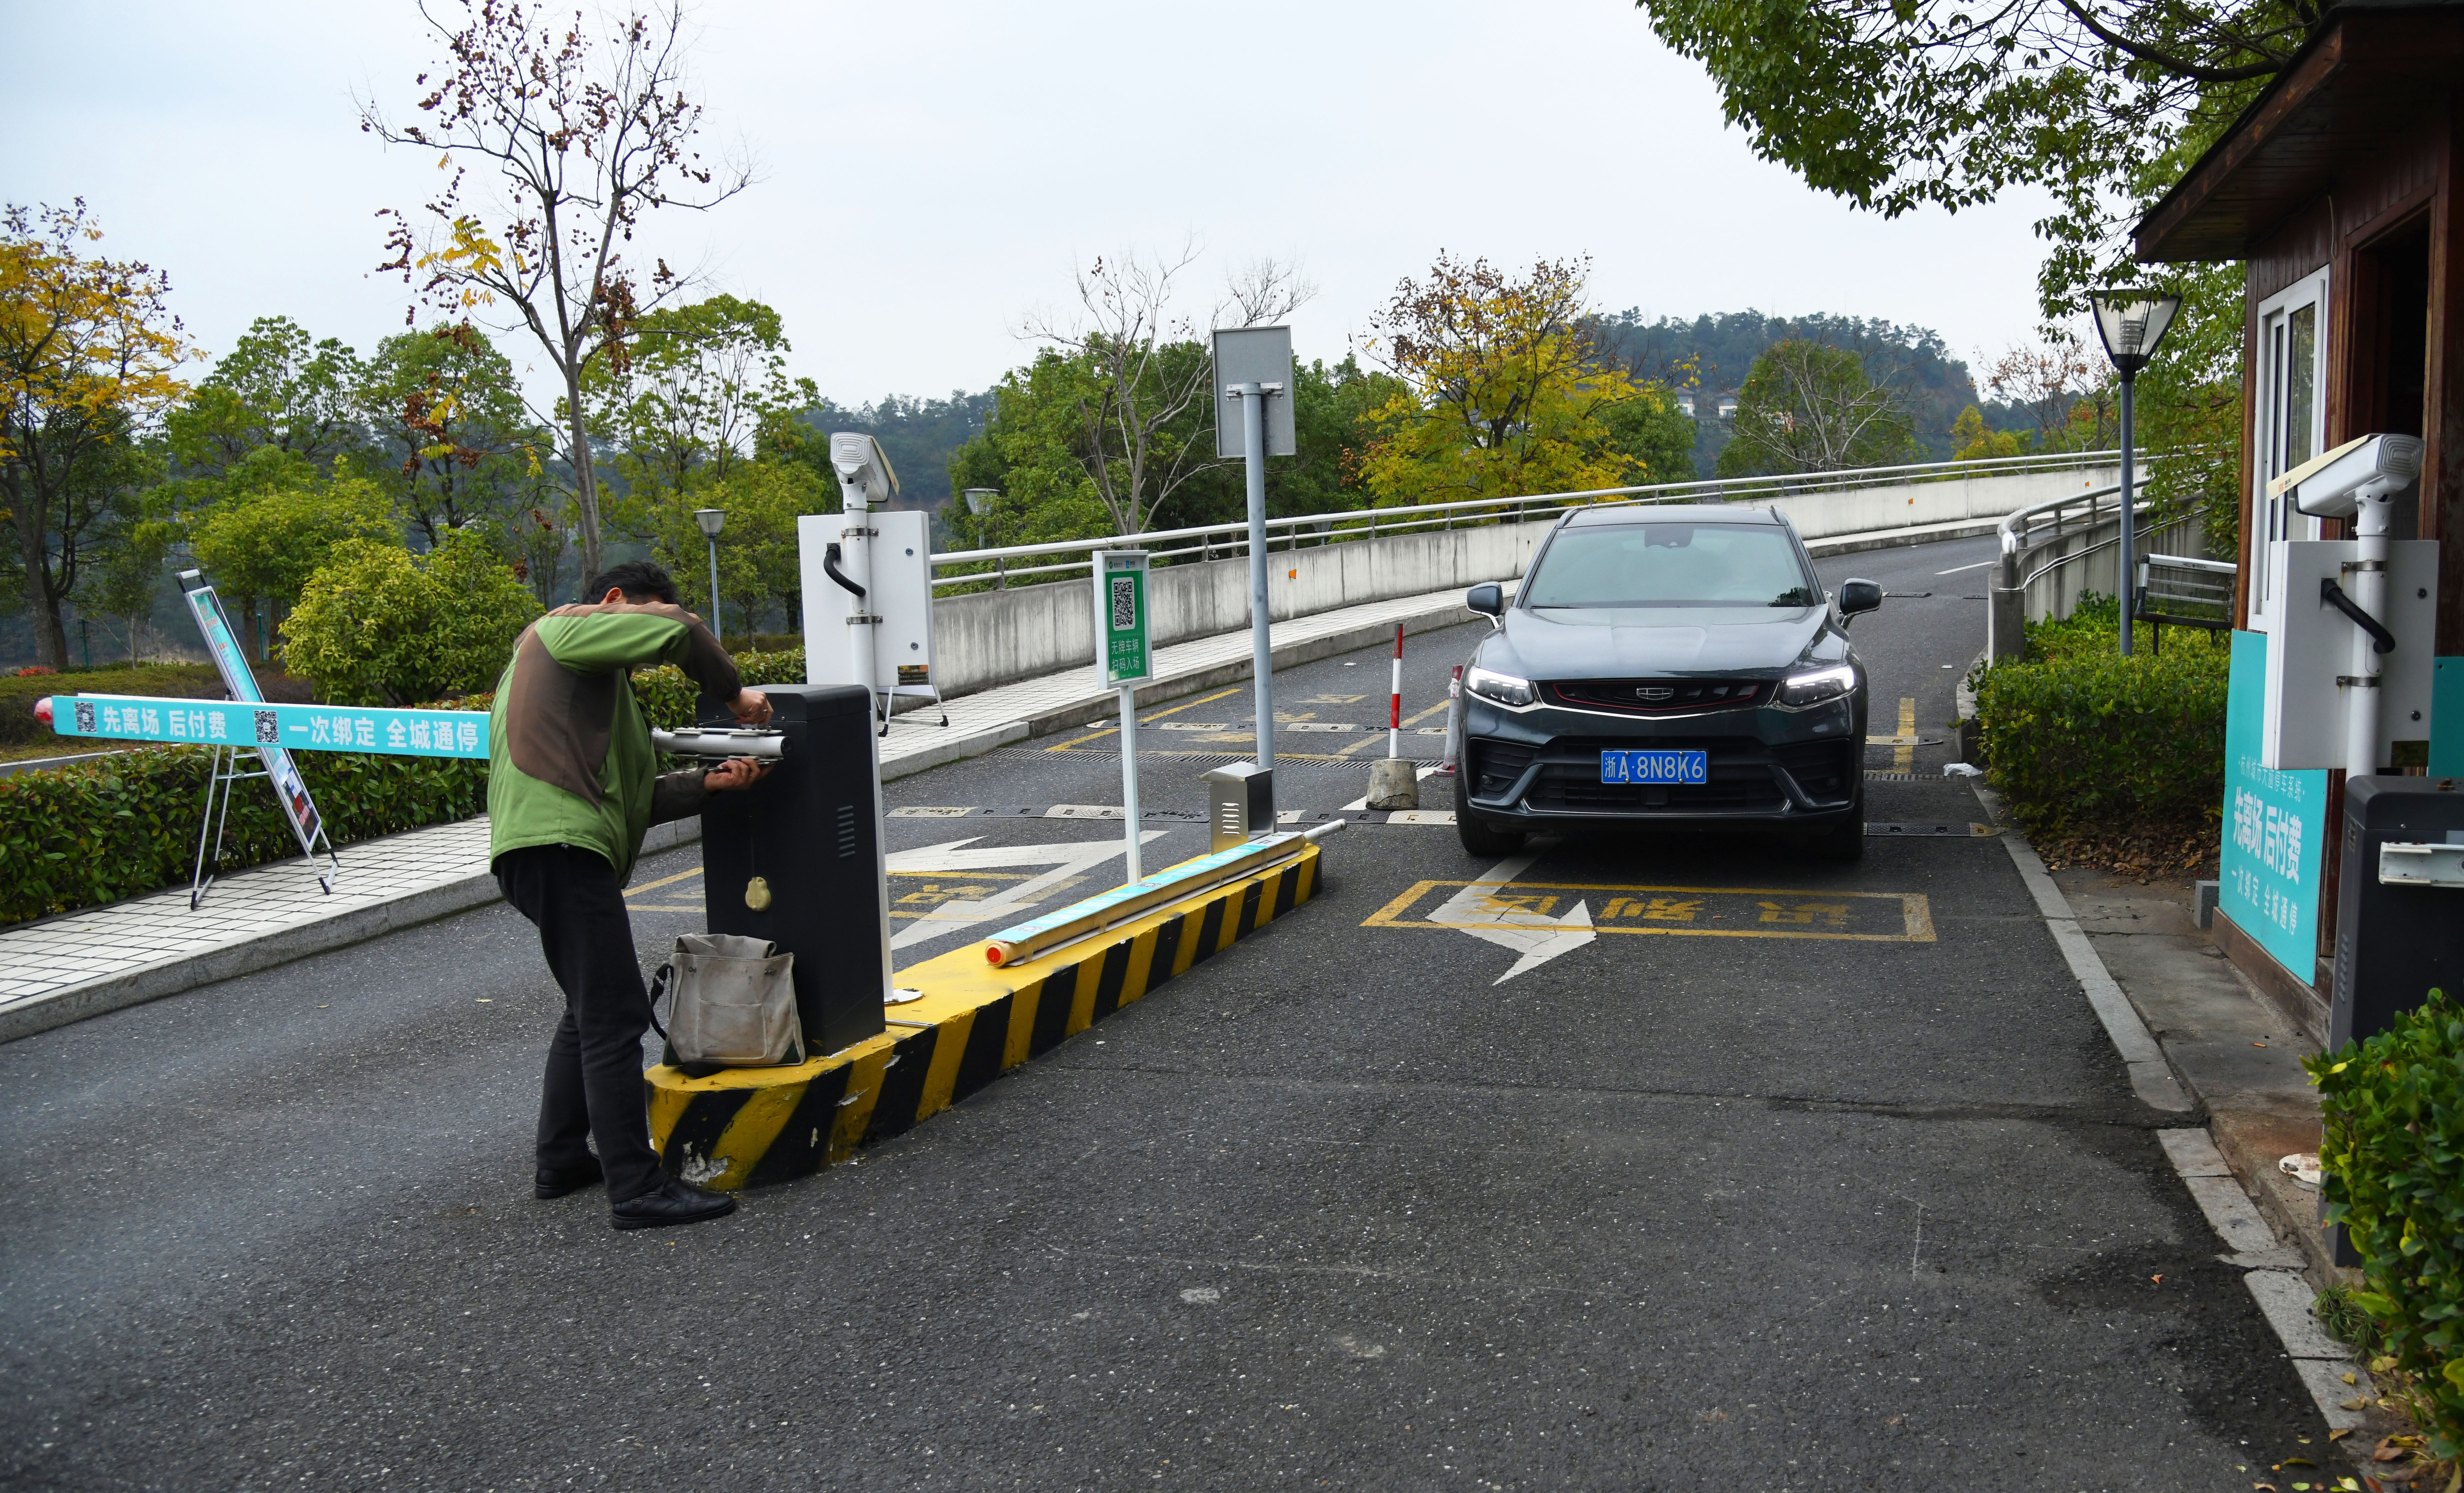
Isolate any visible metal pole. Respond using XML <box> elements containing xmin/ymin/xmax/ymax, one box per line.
<box><xmin>705</xmin><ymin>534</ymin><xmax>723</xmax><ymax>648</ymax></box>
<box><xmin>2117</xmin><ymin>375</ymin><xmax>2136</xmax><ymax>658</ymax></box>
<box><xmin>1118</xmin><ymin>682</ymin><xmax>1143</xmax><ymax>883</ymax></box>
<box><xmin>1237</xmin><ymin>382</ymin><xmax>1275</xmax><ymax>773</ymax></box>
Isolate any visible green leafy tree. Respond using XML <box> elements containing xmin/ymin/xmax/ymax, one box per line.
<box><xmin>189</xmin><ymin>453</ymin><xmax>401</xmax><ymax>662</ymax></box>
<box><xmin>583</xmin><ymin>294</ymin><xmax>803</xmax><ymax>501</ymax></box>
<box><xmin>164</xmin><ymin>315</ymin><xmax>365</xmax><ymax>476</ymax></box>
<box><xmin>1717</xmin><ymin>340</ymin><xmax>1919</xmax><ymax>478</ymax></box>
<box><xmin>1359</xmin><ymin>253</ymin><xmax>1668</xmax><ymax>508</ymax></box>
<box><xmin>641</xmin><ymin>457</ymin><xmax>829</xmax><ymax>639</ymax></box>
<box><xmin>281</xmin><ymin>528</ymin><xmax>540</xmax><ymax>705</ymax></box>
<box><xmin>1950</xmin><ymin>406</ymin><xmax>2027</xmax><ymax>462</ymax></box>
<box><xmin>1</xmin><ymin>202</ymin><xmax>193</xmax><ymax>670</ymax></box>
<box><xmin>357</xmin><ymin>324</ymin><xmax>551</xmax><ymax>551</ymax></box>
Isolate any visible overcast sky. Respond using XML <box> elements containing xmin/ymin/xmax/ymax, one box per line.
<box><xmin>5</xmin><ymin>0</ymin><xmax>2063</xmax><ymax>408</ymax></box>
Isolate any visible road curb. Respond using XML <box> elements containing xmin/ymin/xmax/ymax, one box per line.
<box><xmin>647</xmin><ymin>844</ymin><xmax>1322</xmax><ymax>1189</ymax></box>
<box><xmin>0</xmin><ymin>817</ymin><xmax>703</xmax><ymax>1045</ymax></box>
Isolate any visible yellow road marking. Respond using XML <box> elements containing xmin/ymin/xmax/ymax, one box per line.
<box><xmin>1049</xmin><ymin>687</ymin><xmax>1245</xmax><ymax>751</ymax></box>
<box><xmin>1894</xmin><ymin>697</ymin><xmax>1915</xmax><ymax>773</ymax></box>
<box><xmin>624</xmin><ymin>867</ymin><xmax>704</xmax><ymax>898</ymax></box>
<box><xmin>1364</xmin><ymin>880</ymin><xmax>1935</xmax><ymax>943</ymax></box>
<box><xmin>1330</xmin><ymin>700</ymin><xmax>1453</xmax><ymax>758</ymax></box>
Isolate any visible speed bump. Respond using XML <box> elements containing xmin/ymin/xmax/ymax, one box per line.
<box><xmin>645</xmin><ymin>842</ymin><xmax>1320</xmax><ymax>1190</ymax></box>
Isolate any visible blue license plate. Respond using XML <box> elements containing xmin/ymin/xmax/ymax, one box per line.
<box><xmin>1600</xmin><ymin>749</ymin><xmax>1707</xmax><ymax>785</ymax></box>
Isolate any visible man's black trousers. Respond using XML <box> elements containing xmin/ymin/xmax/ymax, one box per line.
<box><xmin>495</xmin><ymin>844</ymin><xmax>664</xmax><ymax>1203</ymax></box>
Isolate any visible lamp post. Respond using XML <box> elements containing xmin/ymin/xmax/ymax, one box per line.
<box><xmin>693</xmin><ymin>508</ymin><xmax>726</xmax><ymax>646</ymax></box>
<box><xmin>962</xmin><ymin>489</ymin><xmax>1004</xmax><ymax>588</ymax></box>
<box><xmin>2088</xmin><ymin>290</ymin><xmax>2182</xmax><ymax>658</ymax></box>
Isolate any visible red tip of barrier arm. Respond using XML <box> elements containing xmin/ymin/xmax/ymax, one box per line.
<box><xmin>33</xmin><ymin>697</ymin><xmax>53</xmax><ymax>726</ymax></box>
<box><xmin>985</xmin><ymin>941</ymin><xmax>1015</xmax><ymax>966</ymax></box>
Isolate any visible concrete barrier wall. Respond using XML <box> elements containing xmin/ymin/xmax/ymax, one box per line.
<box><xmin>927</xmin><ymin>465</ymin><xmax>2116</xmax><ymax>700</ymax></box>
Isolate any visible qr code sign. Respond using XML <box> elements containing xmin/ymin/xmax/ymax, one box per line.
<box><xmin>255</xmin><ymin>710</ymin><xmax>280</xmax><ymax>745</ymax></box>
<box><xmin>1110</xmin><ymin>575</ymin><xmax>1136</xmax><ymax>632</ymax></box>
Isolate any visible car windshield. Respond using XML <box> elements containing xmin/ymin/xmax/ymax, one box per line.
<box><xmin>1521</xmin><ymin>523</ymin><xmax>1818</xmax><ymax>608</ymax></box>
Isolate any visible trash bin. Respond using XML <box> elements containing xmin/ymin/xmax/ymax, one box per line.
<box><xmin>698</xmin><ymin>685</ymin><xmax>888</xmax><ymax>1056</ymax></box>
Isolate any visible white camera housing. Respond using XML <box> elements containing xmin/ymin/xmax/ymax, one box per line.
<box><xmin>2269</xmin><ymin>432</ymin><xmax>2423</xmax><ymax>520</ymax></box>
<box><xmin>829</xmin><ymin>432</ymin><xmax>900</xmax><ymax>510</ymax></box>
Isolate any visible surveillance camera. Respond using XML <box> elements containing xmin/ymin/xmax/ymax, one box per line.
<box><xmin>2272</xmin><ymin>432</ymin><xmax>2424</xmax><ymax>519</ymax></box>
<box><xmin>829</xmin><ymin>433</ymin><xmax>900</xmax><ymax>509</ymax></box>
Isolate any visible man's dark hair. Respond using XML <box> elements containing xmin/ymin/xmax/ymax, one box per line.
<box><xmin>584</xmin><ymin>560</ymin><xmax>679</xmax><ymax>605</ymax></box>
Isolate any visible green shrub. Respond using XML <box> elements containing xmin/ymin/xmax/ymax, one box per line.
<box><xmin>2308</xmin><ymin>989</ymin><xmax>2464</xmax><ymax>1456</ymax></box>
<box><xmin>1970</xmin><ymin>593</ymin><xmax>2230</xmax><ymax>832</ymax></box>
<box><xmin>280</xmin><ymin>530</ymin><xmax>541</xmax><ymax>706</ymax></box>
<box><xmin>0</xmin><ymin>651</ymin><xmax>801</xmax><ymax>925</ymax></box>
<box><xmin>0</xmin><ymin>741</ymin><xmax>487</xmax><ymax>925</ymax></box>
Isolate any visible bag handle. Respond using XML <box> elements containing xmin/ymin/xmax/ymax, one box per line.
<box><xmin>644</xmin><ymin>960</ymin><xmax>672</xmax><ymax>1042</ymax></box>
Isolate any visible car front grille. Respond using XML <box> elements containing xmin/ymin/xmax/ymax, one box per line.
<box><xmin>1543</xmin><ymin>678</ymin><xmax>1770</xmax><ymax>716</ymax></box>
<box><xmin>1477</xmin><ymin>734</ymin><xmax>1855</xmax><ymax>816</ymax></box>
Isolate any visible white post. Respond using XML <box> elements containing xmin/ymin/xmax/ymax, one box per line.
<box><xmin>841</xmin><ymin>492</ymin><xmax>876</xmax><ymax>708</ymax></box>
<box><xmin>1236</xmin><ymin>381</ymin><xmax>1276</xmax><ymax>772</ymax></box>
<box><xmin>2346</xmin><ymin>496</ymin><xmax>2391</xmax><ymax>775</ymax></box>
<box><xmin>1387</xmin><ymin>622</ymin><xmax>1403</xmax><ymax>758</ymax></box>
<box><xmin>1119</xmin><ymin>683</ymin><xmax>1143</xmax><ymax>883</ymax></box>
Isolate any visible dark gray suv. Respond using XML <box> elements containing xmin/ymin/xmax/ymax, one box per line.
<box><xmin>1451</xmin><ymin>504</ymin><xmax>1880</xmax><ymax>860</ymax></box>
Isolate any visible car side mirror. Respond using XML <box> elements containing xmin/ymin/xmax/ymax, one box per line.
<box><xmin>1465</xmin><ymin>583</ymin><xmax>1504</xmax><ymax>620</ymax></box>
<box><xmin>1837</xmin><ymin>579</ymin><xmax>1883</xmax><ymax>618</ymax></box>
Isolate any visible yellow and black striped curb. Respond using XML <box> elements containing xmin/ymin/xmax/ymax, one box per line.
<box><xmin>645</xmin><ymin>843</ymin><xmax>1320</xmax><ymax>1190</ymax></box>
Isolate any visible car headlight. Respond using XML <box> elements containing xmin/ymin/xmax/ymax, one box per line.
<box><xmin>1774</xmin><ymin>664</ymin><xmax>1856</xmax><ymax>710</ymax></box>
<box><xmin>1464</xmin><ymin>666</ymin><xmax>1537</xmax><ymax>709</ymax></box>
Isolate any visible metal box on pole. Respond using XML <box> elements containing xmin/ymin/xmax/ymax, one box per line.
<box><xmin>1205</xmin><ymin>762</ymin><xmax>1276</xmax><ymax>852</ymax></box>
<box><xmin>698</xmin><ymin>685</ymin><xmax>890</xmax><ymax>1057</ymax></box>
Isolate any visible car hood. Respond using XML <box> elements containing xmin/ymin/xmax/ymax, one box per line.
<box><xmin>1485</xmin><ymin>605</ymin><xmax>1832</xmax><ymax>678</ymax></box>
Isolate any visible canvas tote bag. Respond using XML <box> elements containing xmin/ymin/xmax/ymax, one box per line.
<box><xmin>648</xmin><ymin>933</ymin><xmax>803</xmax><ymax>1068</ymax></box>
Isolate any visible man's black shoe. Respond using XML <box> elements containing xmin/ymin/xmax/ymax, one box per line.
<box><xmin>610</xmin><ymin>1177</ymin><xmax>738</xmax><ymax>1231</ymax></box>
<box><xmin>534</xmin><ymin>1155</ymin><xmax>605</xmax><ymax>1200</ymax></box>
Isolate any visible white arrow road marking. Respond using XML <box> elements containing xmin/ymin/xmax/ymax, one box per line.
<box><xmin>884</xmin><ymin>834</ymin><xmax>1169</xmax><ymax>949</ymax></box>
<box><xmin>1427</xmin><ymin>847</ymin><xmax>1594</xmax><ymax>984</ymax></box>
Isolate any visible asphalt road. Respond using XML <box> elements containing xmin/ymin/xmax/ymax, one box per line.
<box><xmin>1</xmin><ymin>534</ymin><xmax>2327</xmax><ymax>1490</ymax></box>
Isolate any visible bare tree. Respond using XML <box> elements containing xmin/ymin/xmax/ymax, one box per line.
<box><xmin>361</xmin><ymin>0</ymin><xmax>750</xmax><ymax>581</ymax></box>
<box><xmin>1021</xmin><ymin>246</ymin><xmax>1312</xmax><ymax>537</ymax></box>
<box><xmin>1984</xmin><ymin>331</ymin><xmax>2105</xmax><ymax>450</ymax></box>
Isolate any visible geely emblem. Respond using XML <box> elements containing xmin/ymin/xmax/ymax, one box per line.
<box><xmin>1637</xmin><ymin>686</ymin><xmax>1674</xmax><ymax>701</ymax></box>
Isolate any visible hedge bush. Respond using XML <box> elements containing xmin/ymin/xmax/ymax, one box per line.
<box><xmin>0</xmin><ymin>743</ymin><xmax>488</xmax><ymax>925</ymax></box>
<box><xmin>0</xmin><ymin>651</ymin><xmax>809</xmax><ymax>925</ymax></box>
<box><xmin>2308</xmin><ymin>989</ymin><xmax>2464</xmax><ymax>1456</ymax></box>
<box><xmin>1970</xmin><ymin>595</ymin><xmax>2230</xmax><ymax>832</ymax></box>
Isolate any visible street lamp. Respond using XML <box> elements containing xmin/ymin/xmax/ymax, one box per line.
<box><xmin>2087</xmin><ymin>289</ymin><xmax>2182</xmax><ymax>658</ymax></box>
<box><xmin>693</xmin><ymin>508</ymin><xmax>725</xmax><ymax>646</ymax></box>
<box><xmin>962</xmin><ymin>489</ymin><xmax>1004</xmax><ymax>589</ymax></box>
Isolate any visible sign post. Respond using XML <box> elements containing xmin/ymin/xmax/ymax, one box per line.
<box><xmin>1212</xmin><ymin>326</ymin><xmax>1295</xmax><ymax>809</ymax></box>
<box><xmin>1095</xmin><ymin>550</ymin><xmax>1153</xmax><ymax>882</ymax></box>
<box><xmin>176</xmin><ymin>570</ymin><xmax>338</xmax><ymax>905</ymax></box>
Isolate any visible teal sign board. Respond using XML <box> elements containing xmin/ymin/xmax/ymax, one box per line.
<box><xmin>1094</xmin><ymin>550</ymin><xmax>1153</xmax><ymax>688</ymax></box>
<box><xmin>2219</xmin><ymin>630</ymin><xmax>2326</xmax><ymax>977</ymax></box>
<box><xmin>2435</xmin><ymin>657</ymin><xmax>2464</xmax><ymax>777</ymax></box>
<box><xmin>53</xmin><ymin>694</ymin><xmax>488</xmax><ymax>759</ymax></box>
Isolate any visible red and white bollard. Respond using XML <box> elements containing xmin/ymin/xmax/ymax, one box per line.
<box><xmin>1387</xmin><ymin>623</ymin><xmax>1404</xmax><ymax>758</ymax></box>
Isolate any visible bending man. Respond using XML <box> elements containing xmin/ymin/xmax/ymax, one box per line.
<box><xmin>487</xmin><ymin>560</ymin><xmax>772</xmax><ymax>1230</ymax></box>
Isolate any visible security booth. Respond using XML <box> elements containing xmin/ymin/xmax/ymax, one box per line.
<box><xmin>2131</xmin><ymin>0</ymin><xmax>2464</xmax><ymax>1037</ymax></box>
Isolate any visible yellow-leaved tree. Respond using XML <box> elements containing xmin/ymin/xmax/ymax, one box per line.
<box><xmin>1</xmin><ymin>201</ymin><xmax>193</xmax><ymax>669</ymax></box>
<box><xmin>1357</xmin><ymin>253</ymin><xmax>1683</xmax><ymax>510</ymax></box>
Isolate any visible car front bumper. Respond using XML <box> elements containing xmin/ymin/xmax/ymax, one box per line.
<box><xmin>1458</xmin><ymin>693</ymin><xmax>1864</xmax><ymax>831</ymax></box>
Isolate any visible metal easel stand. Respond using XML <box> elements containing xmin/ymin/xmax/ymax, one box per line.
<box><xmin>877</xmin><ymin>685</ymin><xmax>950</xmax><ymax>732</ymax></box>
<box><xmin>190</xmin><ymin>744</ymin><xmax>341</xmax><ymax>910</ymax></box>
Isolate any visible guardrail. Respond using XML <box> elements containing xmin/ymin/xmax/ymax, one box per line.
<box><xmin>936</xmin><ymin>449</ymin><xmax>2127</xmax><ymax>592</ymax></box>
<box><xmin>1986</xmin><ymin>468</ymin><xmax>2227</xmax><ymax>657</ymax></box>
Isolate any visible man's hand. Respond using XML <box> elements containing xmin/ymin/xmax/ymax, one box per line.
<box><xmin>730</xmin><ymin>689</ymin><xmax>772</xmax><ymax>726</ymax></box>
<box><xmin>704</xmin><ymin>758</ymin><xmax>773</xmax><ymax>792</ymax></box>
